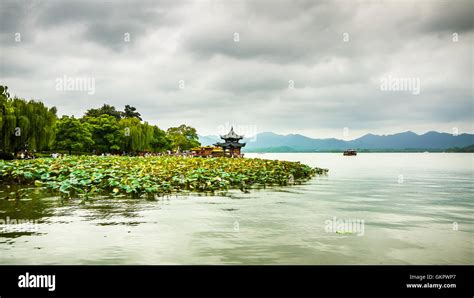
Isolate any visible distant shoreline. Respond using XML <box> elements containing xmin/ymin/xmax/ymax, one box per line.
<box><xmin>201</xmin><ymin>132</ymin><xmax>474</xmax><ymax>154</ymax></box>
<box><xmin>245</xmin><ymin>152</ymin><xmax>473</xmax><ymax>153</ymax></box>
<box><xmin>244</xmin><ymin>148</ymin><xmax>474</xmax><ymax>153</ymax></box>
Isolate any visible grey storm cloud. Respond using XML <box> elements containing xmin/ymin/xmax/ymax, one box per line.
<box><xmin>0</xmin><ymin>0</ymin><xmax>472</xmax><ymax>138</ymax></box>
<box><xmin>40</xmin><ymin>1</ymin><xmax>183</xmax><ymax>51</ymax></box>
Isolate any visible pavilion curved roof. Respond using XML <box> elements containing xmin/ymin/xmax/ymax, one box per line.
<box><xmin>220</xmin><ymin>127</ymin><xmax>244</xmax><ymax>140</ymax></box>
<box><xmin>214</xmin><ymin>141</ymin><xmax>246</xmax><ymax>148</ymax></box>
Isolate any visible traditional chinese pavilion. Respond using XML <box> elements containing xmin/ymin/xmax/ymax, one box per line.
<box><xmin>214</xmin><ymin>127</ymin><xmax>246</xmax><ymax>157</ymax></box>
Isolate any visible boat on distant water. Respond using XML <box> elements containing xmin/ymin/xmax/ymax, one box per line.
<box><xmin>343</xmin><ymin>149</ymin><xmax>357</xmax><ymax>156</ymax></box>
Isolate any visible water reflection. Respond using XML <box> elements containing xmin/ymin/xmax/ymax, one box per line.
<box><xmin>0</xmin><ymin>153</ymin><xmax>473</xmax><ymax>265</ymax></box>
<box><xmin>0</xmin><ymin>187</ymin><xmax>56</xmax><ymax>239</ymax></box>
<box><xmin>0</xmin><ymin>190</ymin><xmax>54</xmax><ymax>221</ymax></box>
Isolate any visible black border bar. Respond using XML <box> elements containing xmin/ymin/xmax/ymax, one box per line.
<box><xmin>0</xmin><ymin>265</ymin><xmax>472</xmax><ymax>297</ymax></box>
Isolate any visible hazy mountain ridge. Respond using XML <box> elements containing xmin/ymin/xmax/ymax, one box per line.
<box><xmin>199</xmin><ymin>131</ymin><xmax>474</xmax><ymax>152</ymax></box>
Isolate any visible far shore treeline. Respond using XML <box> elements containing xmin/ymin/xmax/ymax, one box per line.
<box><xmin>0</xmin><ymin>86</ymin><xmax>200</xmax><ymax>158</ymax></box>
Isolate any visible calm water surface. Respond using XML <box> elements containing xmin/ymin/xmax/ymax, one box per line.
<box><xmin>0</xmin><ymin>153</ymin><xmax>472</xmax><ymax>264</ymax></box>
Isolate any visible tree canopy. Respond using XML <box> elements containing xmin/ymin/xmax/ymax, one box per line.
<box><xmin>123</xmin><ymin>105</ymin><xmax>142</xmax><ymax>120</ymax></box>
<box><xmin>0</xmin><ymin>86</ymin><xmax>201</xmax><ymax>156</ymax></box>
<box><xmin>55</xmin><ymin>116</ymin><xmax>94</xmax><ymax>154</ymax></box>
<box><xmin>167</xmin><ymin>124</ymin><xmax>200</xmax><ymax>151</ymax></box>
<box><xmin>85</xmin><ymin>103</ymin><xmax>142</xmax><ymax>120</ymax></box>
<box><xmin>1</xmin><ymin>86</ymin><xmax>57</xmax><ymax>154</ymax></box>
<box><xmin>84</xmin><ymin>104</ymin><xmax>122</xmax><ymax>120</ymax></box>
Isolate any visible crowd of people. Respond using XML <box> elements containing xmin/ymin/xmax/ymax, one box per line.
<box><xmin>13</xmin><ymin>150</ymin><xmax>195</xmax><ymax>160</ymax></box>
<box><xmin>15</xmin><ymin>150</ymin><xmax>36</xmax><ymax>159</ymax></box>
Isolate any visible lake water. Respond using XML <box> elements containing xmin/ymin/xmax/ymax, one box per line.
<box><xmin>0</xmin><ymin>153</ymin><xmax>472</xmax><ymax>264</ymax></box>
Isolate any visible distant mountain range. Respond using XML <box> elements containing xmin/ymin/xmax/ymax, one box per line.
<box><xmin>199</xmin><ymin>131</ymin><xmax>474</xmax><ymax>152</ymax></box>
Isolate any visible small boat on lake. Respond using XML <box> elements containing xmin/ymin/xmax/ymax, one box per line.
<box><xmin>343</xmin><ymin>149</ymin><xmax>357</xmax><ymax>156</ymax></box>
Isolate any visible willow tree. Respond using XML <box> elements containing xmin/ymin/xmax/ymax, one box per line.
<box><xmin>0</xmin><ymin>86</ymin><xmax>16</xmax><ymax>153</ymax></box>
<box><xmin>119</xmin><ymin>117</ymin><xmax>144</xmax><ymax>152</ymax></box>
<box><xmin>118</xmin><ymin>118</ymin><xmax>163</xmax><ymax>152</ymax></box>
<box><xmin>0</xmin><ymin>86</ymin><xmax>57</xmax><ymax>154</ymax></box>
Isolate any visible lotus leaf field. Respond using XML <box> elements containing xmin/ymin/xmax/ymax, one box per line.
<box><xmin>0</xmin><ymin>156</ymin><xmax>328</xmax><ymax>199</ymax></box>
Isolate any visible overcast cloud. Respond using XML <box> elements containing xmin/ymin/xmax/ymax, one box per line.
<box><xmin>1</xmin><ymin>0</ymin><xmax>472</xmax><ymax>139</ymax></box>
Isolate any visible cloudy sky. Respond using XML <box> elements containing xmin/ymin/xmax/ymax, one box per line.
<box><xmin>1</xmin><ymin>0</ymin><xmax>472</xmax><ymax>139</ymax></box>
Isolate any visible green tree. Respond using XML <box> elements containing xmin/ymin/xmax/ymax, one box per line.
<box><xmin>0</xmin><ymin>86</ymin><xmax>16</xmax><ymax>153</ymax></box>
<box><xmin>84</xmin><ymin>104</ymin><xmax>122</xmax><ymax>120</ymax></box>
<box><xmin>54</xmin><ymin>116</ymin><xmax>94</xmax><ymax>154</ymax></box>
<box><xmin>1</xmin><ymin>87</ymin><xmax>197</xmax><ymax>156</ymax></box>
<box><xmin>119</xmin><ymin>117</ymin><xmax>147</xmax><ymax>152</ymax></box>
<box><xmin>123</xmin><ymin>105</ymin><xmax>142</xmax><ymax>120</ymax></box>
<box><xmin>0</xmin><ymin>86</ymin><xmax>57</xmax><ymax>155</ymax></box>
<box><xmin>83</xmin><ymin>115</ymin><xmax>122</xmax><ymax>153</ymax></box>
<box><xmin>119</xmin><ymin>118</ymin><xmax>169</xmax><ymax>152</ymax></box>
<box><xmin>167</xmin><ymin>124</ymin><xmax>200</xmax><ymax>151</ymax></box>
<box><xmin>150</xmin><ymin>126</ymin><xmax>170</xmax><ymax>152</ymax></box>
